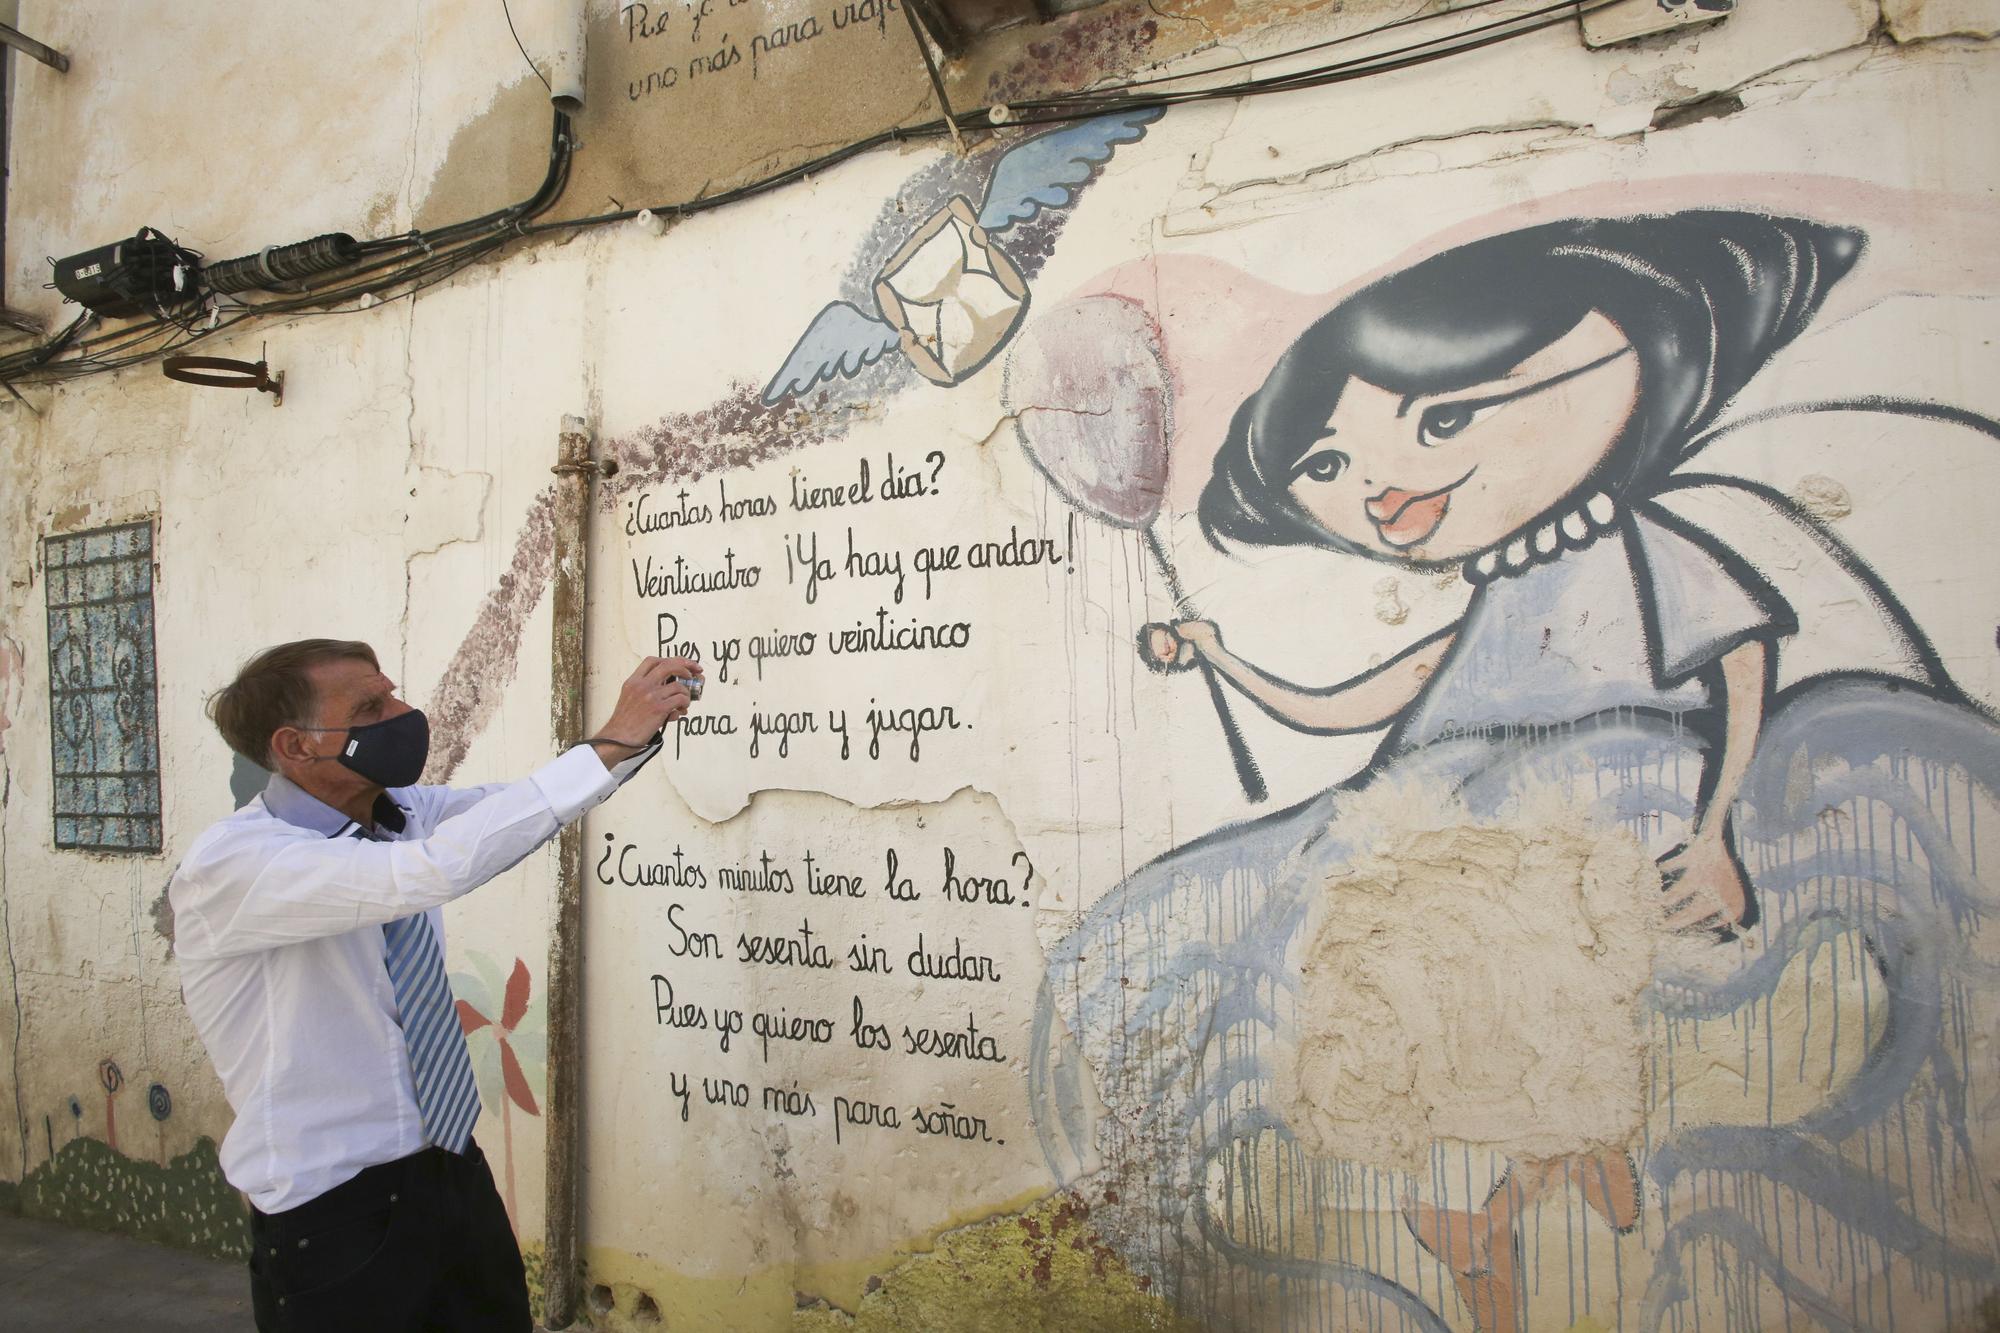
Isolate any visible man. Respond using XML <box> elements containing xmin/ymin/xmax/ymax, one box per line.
<box><xmin>171</xmin><ymin>639</ymin><xmax>699</xmax><ymax>1332</ymax></box>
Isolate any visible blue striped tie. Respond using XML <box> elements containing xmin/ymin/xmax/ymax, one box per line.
<box><xmin>350</xmin><ymin>816</ymin><xmax>482</xmax><ymax>1152</ymax></box>
<box><xmin>382</xmin><ymin>911</ymin><xmax>482</xmax><ymax>1153</ymax></box>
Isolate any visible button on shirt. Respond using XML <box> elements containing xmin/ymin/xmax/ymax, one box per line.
<box><xmin>171</xmin><ymin>743</ymin><xmax>656</xmax><ymax>1213</ymax></box>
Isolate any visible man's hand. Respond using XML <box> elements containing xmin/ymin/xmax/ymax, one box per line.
<box><xmin>589</xmin><ymin>656</ymin><xmax>703</xmax><ymax>767</ymax></box>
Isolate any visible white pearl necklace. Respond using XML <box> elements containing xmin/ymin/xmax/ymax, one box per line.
<box><xmin>1463</xmin><ymin>491</ymin><xmax>1619</xmax><ymax>585</ymax></box>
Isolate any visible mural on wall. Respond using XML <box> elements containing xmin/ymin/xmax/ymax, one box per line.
<box><xmin>418</xmin><ymin>108</ymin><xmax>1166</xmax><ymax>789</ymax></box>
<box><xmin>1026</xmin><ymin>212</ymin><xmax>2000</xmax><ymax>1330</ymax></box>
<box><xmin>452</xmin><ymin>952</ymin><xmax>547</xmax><ymax>1230</ymax></box>
<box><xmin>97</xmin><ymin>1058</ymin><xmax>124</xmax><ymax>1154</ymax></box>
<box><xmin>401</xmin><ymin>75</ymin><xmax>2000</xmax><ymax>1328</ymax></box>
<box><xmin>762</xmin><ymin>108</ymin><xmax>1163</xmax><ymax>404</ymax></box>
<box><xmin>8</xmin><ymin>1136</ymin><xmax>249</xmax><ymax>1262</ymax></box>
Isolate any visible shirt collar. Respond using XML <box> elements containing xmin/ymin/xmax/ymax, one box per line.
<box><xmin>262</xmin><ymin>774</ymin><xmax>408</xmax><ymax>837</ymax></box>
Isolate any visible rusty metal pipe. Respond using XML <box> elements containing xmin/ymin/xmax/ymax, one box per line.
<box><xmin>542</xmin><ymin>415</ymin><xmax>595</xmax><ymax>1329</ymax></box>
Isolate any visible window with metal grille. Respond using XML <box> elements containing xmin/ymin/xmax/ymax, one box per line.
<box><xmin>44</xmin><ymin>520</ymin><xmax>163</xmax><ymax>853</ymax></box>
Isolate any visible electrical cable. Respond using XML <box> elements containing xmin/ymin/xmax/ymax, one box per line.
<box><xmin>2</xmin><ymin>0</ymin><xmax>1617</xmax><ymax>384</ymax></box>
<box><xmin>0</xmin><ymin>114</ymin><xmax>571</xmax><ymax>381</ymax></box>
<box><xmin>519</xmin><ymin>0</ymin><xmax>1618</xmax><ymax>233</ymax></box>
<box><xmin>500</xmin><ymin>0</ymin><xmax>555</xmax><ymax>98</ymax></box>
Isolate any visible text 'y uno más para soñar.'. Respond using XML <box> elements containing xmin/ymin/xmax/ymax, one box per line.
<box><xmin>607</xmin><ymin>829</ymin><xmax>1026</xmax><ymax>1148</ymax></box>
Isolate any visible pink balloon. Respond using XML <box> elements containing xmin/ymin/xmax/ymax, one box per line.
<box><xmin>1004</xmin><ymin>294</ymin><xmax>1172</xmax><ymax>530</ymax></box>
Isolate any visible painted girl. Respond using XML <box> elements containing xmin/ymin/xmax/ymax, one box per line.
<box><xmin>1156</xmin><ymin>210</ymin><xmax>1949</xmax><ymax>931</ymax></box>
<box><xmin>1036</xmin><ymin>211</ymin><xmax>2000</xmax><ymax>1330</ymax></box>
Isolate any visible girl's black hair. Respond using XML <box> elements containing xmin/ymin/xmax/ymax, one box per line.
<box><xmin>1199</xmin><ymin>210</ymin><xmax>1863</xmax><ymax>552</ymax></box>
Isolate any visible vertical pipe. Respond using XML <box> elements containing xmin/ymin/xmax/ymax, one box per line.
<box><xmin>543</xmin><ymin>414</ymin><xmax>594</xmax><ymax>1329</ymax></box>
<box><xmin>548</xmin><ymin>0</ymin><xmax>588</xmax><ymax>113</ymax></box>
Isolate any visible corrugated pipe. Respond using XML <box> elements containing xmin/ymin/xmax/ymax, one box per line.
<box><xmin>203</xmin><ymin>233</ymin><xmax>362</xmax><ymax>294</ymax></box>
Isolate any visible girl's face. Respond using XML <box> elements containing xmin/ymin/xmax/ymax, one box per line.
<box><xmin>1284</xmin><ymin>312</ymin><xmax>1639</xmax><ymax>564</ymax></box>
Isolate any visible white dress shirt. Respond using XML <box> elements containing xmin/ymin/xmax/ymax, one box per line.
<box><xmin>171</xmin><ymin>742</ymin><xmax>654</xmax><ymax>1213</ymax></box>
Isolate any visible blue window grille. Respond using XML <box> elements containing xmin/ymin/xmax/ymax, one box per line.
<box><xmin>44</xmin><ymin>521</ymin><xmax>163</xmax><ymax>853</ymax></box>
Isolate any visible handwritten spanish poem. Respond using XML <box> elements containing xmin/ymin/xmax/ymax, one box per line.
<box><xmin>607</xmin><ymin>427</ymin><xmax>1080</xmax><ymax>1185</ymax></box>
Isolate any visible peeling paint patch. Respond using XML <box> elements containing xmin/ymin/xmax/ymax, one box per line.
<box><xmin>410</xmin><ymin>75</ymin><xmax>550</xmax><ymax>234</ymax></box>
<box><xmin>149</xmin><ymin>879</ymin><xmax>175</xmax><ymax>950</ymax></box>
<box><xmin>1371</xmin><ymin>577</ymin><xmax>1409</xmax><ymax>627</ymax></box>
<box><xmin>1651</xmin><ymin>89</ymin><xmax>1748</xmax><ymax>130</ymax></box>
<box><xmin>0</xmin><ymin>633</ymin><xmax>22</xmax><ymax>754</ymax></box>
<box><xmin>1789</xmin><ymin>473</ymin><xmax>1853</xmax><ymax>521</ymax></box>
<box><xmin>404</xmin><ymin>466</ymin><xmax>493</xmax><ymax>558</ymax></box>
<box><xmin>981</xmin><ymin>6</ymin><xmax>1162</xmax><ymax>106</ymax></box>
<box><xmin>1276</xmin><ymin>782</ymin><xmax>1660</xmax><ymax>1171</ymax></box>
<box><xmin>793</xmin><ymin>1190</ymin><xmax>1194</xmax><ymax>1332</ymax></box>
<box><xmin>1880</xmin><ymin>0</ymin><xmax>2000</xmax><ymax>41</ymax></box>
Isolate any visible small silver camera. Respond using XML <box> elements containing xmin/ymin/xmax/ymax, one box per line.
<box><xmin>674</xmin><ymin>675</ymin><xmax>704</xmax><ymax>701</ymax></box>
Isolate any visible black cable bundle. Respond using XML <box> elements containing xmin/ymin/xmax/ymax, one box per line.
<box><xmin>204</xmin><ymin>234</ymin><xmax>363</xmax><ymax>295</ymax></box>
<box><xmin>0</xmin><ymin>0</ymin><xmax>1624</xmax><ymax>386</ymax></box>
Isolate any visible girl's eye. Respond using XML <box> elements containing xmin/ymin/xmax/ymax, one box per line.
<box><xmin>1418</xmin><ymin>400</ymin><xmax>1494</xmax><ymax>445</ymax></box>
<box><xmin>1295</xmin><ymin>449</ymin><xmax>1350</xmax><ymax>483</ymax></box>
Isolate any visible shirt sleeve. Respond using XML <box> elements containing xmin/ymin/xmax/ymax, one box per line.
<box><xmin>1630</xmin><ymin>504</ymin><xmax>1797</xmax><ymax>686</ymax></box>
<box><xmin>597</xmin><ymin>734</ymin><xmax>665</xmax><ymax>786</ymax></box>
<box><xmin>171</xmin><ymin>747</ymin><xmax>620</xmax><ymax>960</ymax></box>
<box><xmin>403</xmin><ymin>736</ymin><xmax>663</xmax><ymax>827</ymax></box>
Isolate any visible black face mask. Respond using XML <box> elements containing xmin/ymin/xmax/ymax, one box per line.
<box><xmin>335</xmin><ymin>709</ymin><xmax>430</xmax><ymax>789</ymax></box>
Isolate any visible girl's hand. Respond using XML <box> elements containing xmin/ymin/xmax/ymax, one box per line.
<box><xmin>1173</xmin><ymin>619</ymin><xmax>1220</xmax><ymax>653</ymax></box>
<box><xmin>1138</xmin><ymin>621</ymin><xmax>1215</xmax><ymax>673</ymax></box>
<box><xmin>1659</xmin><ymin>834</ymin><xmax>1753</xmax><ymax>933</ymax></box>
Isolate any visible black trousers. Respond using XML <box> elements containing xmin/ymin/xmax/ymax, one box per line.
<box><xmin>248</xmin><ymin>1142</ymin><xmax>531</xmax><ymax>1333</ymax></box>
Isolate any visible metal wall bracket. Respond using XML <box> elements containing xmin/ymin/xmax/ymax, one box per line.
<box><xmin>0</xmin><ymin>22</ymin><xmax>69</xmax><ymax>73</ymax></box>
<box><xmin>162</xmin><ymin>354</ymin><xmax>284</xmax><ymax>406</ymax></box>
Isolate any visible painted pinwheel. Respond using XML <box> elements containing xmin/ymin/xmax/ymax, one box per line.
<box><xmin>451</xmin><ymin>952</ymin><xmax>545</xmax><ymax>1226</ymax></box>
<box><xmin>762</xmin><ymin>107</ymin><xmax>1164</xmax><ymax>403</ymax></box>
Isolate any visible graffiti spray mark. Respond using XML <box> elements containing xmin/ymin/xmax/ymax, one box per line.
<box><xmin>97</xmin><ymin>1059</ymin><xmax>123</xmax><ymax>1153</ymax></box>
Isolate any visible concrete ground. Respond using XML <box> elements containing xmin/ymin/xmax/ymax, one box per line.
<box><xmin>0</xmin><ymin>1212</ymin><xmax>253</xmax><ymax>1330</ymax></box>
<box><xmin>0</xmin><ymin>1213</ymin><xmax>571</xmax><ymax>1330</ymax></box>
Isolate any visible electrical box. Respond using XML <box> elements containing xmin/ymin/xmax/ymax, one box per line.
<box><xmin>51</xmin><ymin>228</ymin><xmax>199</xmax><ymax>319</ymax></box>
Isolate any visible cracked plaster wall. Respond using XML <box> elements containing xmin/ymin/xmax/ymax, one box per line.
<box><xmin>3</xmin><ymin>0</ymin><xmax>562</xmax><ymax>329</ymax></box>
<box><xmin>0</xmin><ymin>291</ymin><xmax>578</xmax><ymax>1246</ymax></box>
<box><xmin>2</xmin><ymin>3</ymin><xmax>1998</xmax><ymax>1331</ymax></box>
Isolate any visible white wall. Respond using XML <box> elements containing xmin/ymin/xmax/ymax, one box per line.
<box><xmin>4</xmin><ymin>2</ymin><xmax>1999</xmax><ymax>1330</ymax></box>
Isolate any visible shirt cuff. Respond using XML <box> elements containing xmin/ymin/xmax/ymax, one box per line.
<box><xmin>606</xmin><ymin>735</ymin><xmax>664</xmax><ymax>786</ymax></box>
<box><xmin>530</xmin><ymin>745</ymin><xmax>619</xmax><ymax>825</ymax></box>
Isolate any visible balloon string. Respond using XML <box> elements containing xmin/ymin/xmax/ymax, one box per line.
<box><xmin>1142</xmin><ymin>526</ymin><xmax>1198</xmax><ymax>620</ymax></box>
<box><xmin>1142</xmin><ymin>525</ymin><xmax>1268</xmax><ymax>803</ymax></box>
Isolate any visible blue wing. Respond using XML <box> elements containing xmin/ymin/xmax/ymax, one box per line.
<box><xmin>761</xmin><ymin>301</ymin><xmax>900</xmax><ymax>405</ymax></box>
<box><xmin>976</xmin><ymin>107</ymin><xmax>1165</xmax><ymax>233</ymax></box>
